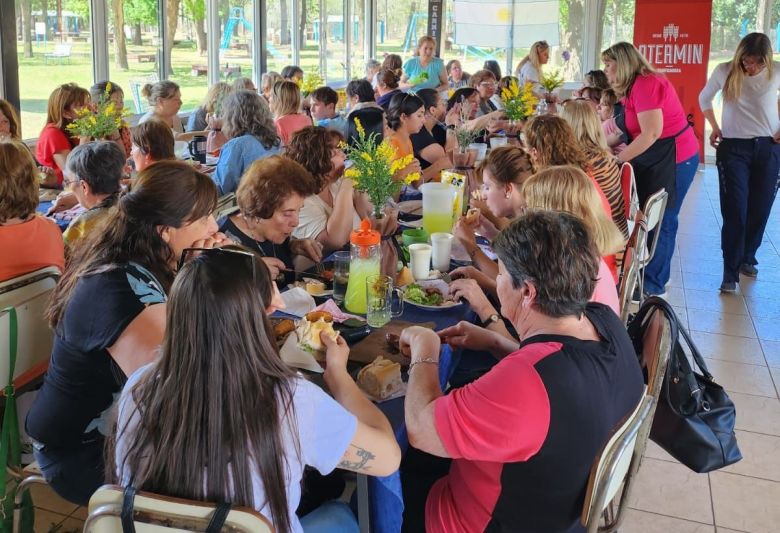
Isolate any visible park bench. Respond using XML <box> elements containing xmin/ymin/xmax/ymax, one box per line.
<box><xmin>128</xmin><ymin>53</ymin><xmax>156</xmax><ymax>63</ymax></box>
<box><xmin>44</xmin><ymin>43</ymin><xmax>72</xmax><ymax>65</ymax></box>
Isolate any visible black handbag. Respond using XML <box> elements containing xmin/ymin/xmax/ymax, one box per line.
<box><xmin>629</xmin><ymin>297</ymin><xmax>742</xmax><ymax>473</ymax></box>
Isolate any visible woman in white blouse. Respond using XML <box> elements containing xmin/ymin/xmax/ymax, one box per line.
<box><xmin>699</xmin><ymin>32</ymin><xmax>780</xmax><ymax>292</ymax></box>
<box><xmin>514</xmin><ymin>41</ymin><xmax>550</xmax><ymax>96</ymax></box>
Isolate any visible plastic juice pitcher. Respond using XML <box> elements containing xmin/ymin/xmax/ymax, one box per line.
<box><xmin>344</xmin><ymin>219</ymin><xmax>381</xmax><ymax>315</ymax></box>
<box><xmin>421</xmin><ymin>182</ymin><xmax>457</xmax><ymax>236</ymax></box>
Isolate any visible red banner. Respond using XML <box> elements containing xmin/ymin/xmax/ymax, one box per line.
<box><xmin>633</xmin><ymin>0</ymin><xmax>712</xmax><ymax>158</ymax></box>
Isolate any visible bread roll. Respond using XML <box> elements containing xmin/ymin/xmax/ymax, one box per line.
<box><xmin>396</xmin><ymin>266</ymin><xmax>414</xmax><ymax>287</ymax></box>
<box><xmin>357</xmin><ymin>356</ymin><xmax>403</xmax><ymax>400</ymax></box>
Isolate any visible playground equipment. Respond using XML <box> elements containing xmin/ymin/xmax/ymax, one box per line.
<box><xmin>220</xmin><ymin>7</ymin><xmax>285</xmax><ymax>60</ymax></box>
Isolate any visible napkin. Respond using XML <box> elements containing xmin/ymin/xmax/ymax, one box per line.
<box><xmin>313</xmin><ymin>299</ymin><xmax>363</xmax><ymax>323</ymax></box>
<box><xmin>280</xmin><ymin>287</ymin><xmax>316</xmax><ymax>317</ymax></box>
<box><xmin>279</xmin><ymin>332</ymin><xmax>324</xmax><ymax>373</ymax></box>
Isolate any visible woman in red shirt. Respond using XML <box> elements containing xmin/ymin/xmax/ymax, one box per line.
<box><xmin>36</xmin><ymin>83</ymin><xmax>90</xmax><ymax>187</ymax></box>
<box><xmin>602</xmin><ymin>42</ymin><xmax>700</xmax><ymax>297</ymax></box>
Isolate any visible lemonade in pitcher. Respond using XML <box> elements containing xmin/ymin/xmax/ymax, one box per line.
<box><xmin>344</xmin><ymin>219</ymin><xmax>381</xmax><ymax>315</ymax></box>
<box><xmin>421</xmin><ymin>183</ymin><xmax>457</xmax><ymax>236</ymax></box>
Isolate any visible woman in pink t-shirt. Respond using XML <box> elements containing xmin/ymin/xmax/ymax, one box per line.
<box><xmin>36</xmin><ymin>83</ymin><xmax>90</xmax><ymax>187</ymax></box>
<box><xmin>270</xmin><ymin>80</ymin><xmax>312</xmax><ymax>146</ymax></box>
<box><xmin>602</xmin><ymin>42</ymin><xmax>700</xmax><ymax>298</ymax></box>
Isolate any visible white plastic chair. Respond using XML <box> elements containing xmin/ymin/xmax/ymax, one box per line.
<box><xmin>581</xmin><ymin>392</ymin><xmax>654</xmax><ymax>533</ymax></box>
<box><xmin>0</xmin><ymin>267</ymin><xmax>60</xmax><ymax>391</ymax></box>
<box><xmin>85</xmin><ymin>484</ymin><xmax>274</xmax><ymax>532</ymax></box>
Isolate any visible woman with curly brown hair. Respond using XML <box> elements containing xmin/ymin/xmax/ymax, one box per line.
<box><xmin>213</xmin><ymin>90</ymin><xmax>281</xmax><ymax>195</ymax></box>
<box><xmin>524</xmin><ymin>115</ymin><xmax>619</xmax><ymax>280</ymax></box>
<box><xmin>285</xmin><ymin>127</ymin><xmax>370</xmax><ymax>252</ymax></box>
<box><xmin>219</xmin><ymin>155</ymin><xmax>324</xmax><ymax>285</ymax></box>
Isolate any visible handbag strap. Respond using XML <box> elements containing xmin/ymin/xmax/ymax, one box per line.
<box><xmin>205</xmin><ymin>502</ymin><xmax>232</xmax><ymax>533</ymax></box>
<box><xmin>121</xmin><ymin>486</ymin><xmax>137</xmax><ymax>533</ymax></box>
<box><xmin>121</xmin><ymin>485</ymin><xmax>231</xmax><ymax>533</ymax></box>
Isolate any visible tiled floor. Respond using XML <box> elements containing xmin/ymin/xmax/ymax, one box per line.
<box><xmin>27</xmin><ymin>163</ymin><xmax>780</xmax><ymax>531</ymax></box>
<box><xmin>621</xmin><ymin>163</ymin><xmax>780</xmax><ymax>533</ymax></box>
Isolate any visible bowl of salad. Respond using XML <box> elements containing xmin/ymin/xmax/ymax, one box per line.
<box><xmin>402</xmin><ymin>279</ymin><xmax>462</xmax><ymax>310</ymax></box>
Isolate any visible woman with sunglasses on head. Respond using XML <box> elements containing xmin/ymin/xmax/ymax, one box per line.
<box><xmin>602</xmin><ymin>42</ymin><xmax>699</xmax><ymax>298</ymax></box>
<box><xmin>113</xmin><ymin>249</ymin><xmax>401</xmax><ymax>533</ymax></box>
<box><xmin>25</xmin><ymin>161</ymin><xmax>231</xmax><ymax>506</ymax></box>
<box><xmin>700</xmin><ymin>32</ymin><xmax>780</xmax><ymax>293</ymax></box>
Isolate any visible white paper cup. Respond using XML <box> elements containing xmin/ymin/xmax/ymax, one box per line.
<box><xmin>408</xmin><ymin>243</ymin><xmax>432</xmax><ymax>281</ymax></box>
<box><xmin>430</xmin><ymin>233</ymin><xmax>454</xmax><ymax>272</ymax></box>
<box><xmin>490</xmin><ymin>136</ymin><xmax>508</xmax><ymax>149</ymax></box>
<box><xmin>468</xmin><ymin>142</ymin><xmax>488</xmax><ymax>161</ymax></box>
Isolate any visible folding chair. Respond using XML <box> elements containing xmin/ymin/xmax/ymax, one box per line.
<box><xmin>631</xmin><ymin>300</ymin><xmax>674</xmax><ymax>466</ymax></box>
<box><xmin>581</xmin><ymin>393</ymin><xmax>654</xmax><ymax>533</ymax></box>
<box><xmin>0</xmin><ymin>267</ymin><xmax>60</xmax><ymax>393</ymax></box>
<box><xmin>641</xmin><ymin>189</ymin><xmax>669</xmax><ymax>271</ymax></box>
<box><xmin>1</xmin><ymin>267</ymin><xmax>60</xmax><ymax>533</ymax></box>
<box><xmin>617</xmin><ymin>246</ymin><xmax>639</xmax><ymax>325</ymax></box>
<box><xmin>619</xmin><ymin>162</ymin><xmax>639</xmax><ymax>221</ymax></box>
<box><xmin>85</xmin><ymin>484</ymin><xmax>274</xmax><ymax>532</ymax></box>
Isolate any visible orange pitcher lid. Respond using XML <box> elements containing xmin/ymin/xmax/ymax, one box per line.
<box><xmin>350</xmin><ymin>218</ymin><xmax>380</xmax><ymax>246</ymax></box>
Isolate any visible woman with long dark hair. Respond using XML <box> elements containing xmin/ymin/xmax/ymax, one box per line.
<box><xmin>700</xmin><ymin>33</ymin><xmax>780</xmax><ymax>292</ymax></box>
<box><xmin>114</xmin><ymin>249</ymin><xmax>401</xmax><ymax>533</ymax></box>
<box><xmin>25</xmin><ymin>161</ymin><xmax>230</xmax><ymax>505</ymax></box>
<box><xmin>602</xmin><ymin>42</ymin><xmax>699</xmax><ymax>298</ymax></box>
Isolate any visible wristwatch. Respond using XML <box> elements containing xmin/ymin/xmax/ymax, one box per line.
<box><xmin>484</xmin><ymin>313</ymin><xmax>501</xmax><ymax>325</ymax></box>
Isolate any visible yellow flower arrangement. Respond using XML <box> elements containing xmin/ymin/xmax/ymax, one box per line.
<box><xmin>66</xmin><ymin>82</ymin><xmax>128</xmax><ymax>139</ymax></box>
<box><xmin>341</xmin><ymin>118</ymin><xmax>420</xmax><ymax>217</ymax></box>
<box><xmin>501</xmin><ymin>79</ymin><xmax>539</xmax><ymax>122</ymax></box>
<box><xmin>298</xmin><ymin>71</ymin><xmax>325</xmax><ymax>97</ymax></box>
<box><xmin>540</xmin><ymin>70</ymin><xmax>565</xmax><ymax>92</ymax></box>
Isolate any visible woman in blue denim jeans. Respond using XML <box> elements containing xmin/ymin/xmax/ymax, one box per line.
<box><xmin>700</xmin><ymin>33</ymin><xmax>780</xmax><ymax>292</ymax></box>
<box><xmin>602</xmin><ymin>42</ymin><xmax>701</xmax><ymax>298</ymax></box>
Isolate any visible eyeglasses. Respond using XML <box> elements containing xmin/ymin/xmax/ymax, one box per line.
<box><xmin>177</xmin><ymin>246</ymin><xmax>258</xmax><ymax>282</ymax></box>
<box><xmin>62</xmin><ymin>174</ymin><xmax>79</xmax><ymax>188</ymax></box>
<box><xmin>479</xmin><ymin>82</ymin><xmax>497</xmax><ymax>88</ymax></box>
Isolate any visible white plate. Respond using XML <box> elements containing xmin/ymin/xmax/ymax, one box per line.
<box><xmin>402</xmin><ymin>279</ymin><xmax>462</xmax><ymax>311</ymax></box>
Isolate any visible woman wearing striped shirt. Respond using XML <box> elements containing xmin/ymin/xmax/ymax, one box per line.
<box><xmin>560</xmin><ymin>99</ymin><xmax>628</xmax><ymax>237</ymax></box>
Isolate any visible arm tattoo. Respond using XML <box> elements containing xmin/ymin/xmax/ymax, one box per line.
<box><xmin>338</xmin><ymin>444</ymin><xmax>376</xmax><ymax>471</ymax></box>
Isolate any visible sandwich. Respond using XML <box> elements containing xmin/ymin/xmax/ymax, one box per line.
<box><xmin>296</xmin><ymin>311</ymin><xmax>339</xmax><ymax>357</ymax></box>
<box><xmin>464</xmin><ymin>207</ymin><xmax>480</xmax><ymax>225</ymax></box>
<box><xmin>357</xmin><ymin>356</ymin><xmax>403</xmax><ymax>400</ymax></box>
<box><xmin>273</xmin><ymin>319</ymin><xmax>296</xmax><ymax>346</ymax></box>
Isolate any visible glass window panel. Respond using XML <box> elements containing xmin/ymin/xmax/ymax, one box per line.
<box><xmin>107</xmin><ymin>0</ymin><xmax>159</xmax><ymax>116</ymax></box>
<box><xmin>218</xmin><ymin>3</ymin><xmax>255</xmax><ymax>89</ymax></box>
<box><xmin>376</xmin><ymin>0</ymin><xmax>426</xmax><ymax>61</ymax></box>
<box><xmin>348</xmin><ymin>0</ymin><xmax>366</xmax><ymax>80</ymax></box>
<box><xmin>167</xmin><ymin>0</ymin><xmax>209</xmax><ymax>113</ymax></box>
<box><xmin>509</xmin><ymin>0</ymin><xmax>585</xmax><ymax>82</ymax></box>
<box><xmin>16</xmin><ymin>0</ymin><xmax>94</xmax><ymax>137</ymax></box>
<box><xmin>600</xmin><ymin>0</ymin><xmax>634</xmax><ymax>51</ymax></box>
<box><xmin>266</xmin><ymin>0</ymin><xmax>294</xmax><ymax>74</ymax></box>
